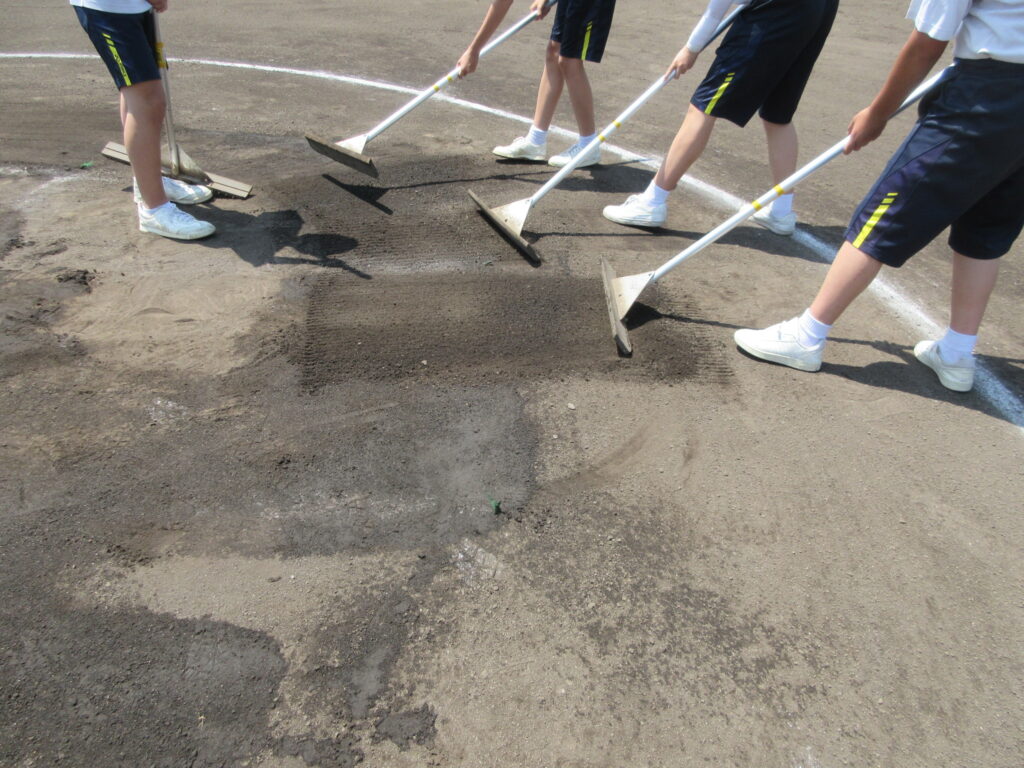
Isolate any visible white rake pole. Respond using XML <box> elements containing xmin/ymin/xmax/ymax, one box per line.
<box><xmin>649</xmin><ymin>67</ymin><xmax>950</xmax><ymax>284</ymax></box>
<box><xmin>359</xmin><ymin>0</ymin><xmax>557</xmax><ymax>146</ymax></box>
<box><xmin>524</xmin><ymin>5</ymin><xmax>745</xmax><ymax>211</ymax></box>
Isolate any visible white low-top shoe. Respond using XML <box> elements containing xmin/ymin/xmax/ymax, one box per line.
<box><xmin>138</xmin><ymin>202</ymin><xmax>216</xmax><ymax>240</ymax></box>
<box><xmin>549</xmin><ymin>140</ymin><xmax>601</xmax><ymax>168</ymax></box>
<box><xmin>602</xmin><ymin>194</ymin><xmax>667</xmax><ymax>228</ymax></box>
<box><xmin>734</xmin><ymin>317</ymin><xmax>823</xmax><ymax>372</ymax></box>
<box><xmin>752</xmin><ymin>208</ymin><xmax>798</xmax><ymax>236</ymax></box>
<box><xmin>914</xmin><ymin>339</ymin><xmax>975</xmax><ymax>392</ymax></box>
<box><xmin>492</xmin><ymin>136</ymin><xmax>547</xmax><ymax>161</ymax></box>
<box><xmin>134</xmin><ymin>176</ymin><xmax>213</xmax><ymax>205</ymax></box>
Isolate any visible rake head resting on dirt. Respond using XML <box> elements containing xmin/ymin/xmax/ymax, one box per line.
<box><xmin>307</xmin><ymin>0</ymin><xmax>556</xmax><ymax>179</ymax></box>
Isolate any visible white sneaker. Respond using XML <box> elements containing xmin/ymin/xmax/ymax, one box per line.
<box><xmin>914</xmin><ymin>339</ymin><xmax>975</xmax><ymax>392</ymax></box>
<box><xmin>752</xmin><ymin>208</ymin><xmax>798</xmax><ymax>236</ymax></box>
<box><xmin>138</xmin><ymin>202</ymin><xmax>216</xmax><ymax>240</ymax></box>
<box><xmin>602</xmin><ymin>194</ymin><xmax>667</xmax><ymax>228</ymax></box>
<box><xmin>734</xmin><ymin>317</ymin><xmax>823</xmax><ymax>372</ymax></box>
<box><xmin>134</xmin><ymin>176</ymin><xmax>213</xmax><ymax>205</ymax></box>
<box><xmin>549</xmin><ymin>140</ymin><xmax>601</xmax><ymax>168</ymax></box>
<box><xmin>492</xmin><ymin>136</ymin><xmax>547</xmax><ymax>161</ymax></box>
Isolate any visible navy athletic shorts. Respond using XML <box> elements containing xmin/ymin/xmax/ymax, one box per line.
<box><xmin>74</xmin><ymin>6</ymin><xmax>160</xmax><ymax>90</ymax></box>
<box><xmin>691</xmin><ymin>0</ymin><xmax>838</xmax><ymax>127</ymax></box>
<box><xmin>846</xmin><ymin>58</ymin><xmax>1024</xmax><ymax>267</ymax></box>
<box><xmin>550</xmin><ymin>0</ymin><xmax>617</xmax><ymax>63</ymax></box>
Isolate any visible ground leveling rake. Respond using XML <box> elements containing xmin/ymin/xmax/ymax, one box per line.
<box><xmin>470</xmin><ymin>5</ymin><xmax>743</xmax><ymax>264</ymax></box>
<box><xmin>602</xmin><ymin>67</ymin><xmax>951</xmax><ymax>355</ymax></box>
<box><xmin>306</xmin><ymin>0</ymin><xmax>557</xmax><ymax>178</ymax></box>
<box><xmin>100</xmin><ymin>14</ymin><xmax>252</xmax><ymax>198</ymax></box>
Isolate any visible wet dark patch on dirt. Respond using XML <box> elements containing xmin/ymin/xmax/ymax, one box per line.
<box><xmin>0</xmin><ymin>269</ymin><xmax>89</xmax><ymax>378</ymax></box>
<box><xmin>374</xmin><ymin>703</ymin><xmax>437</xmax><ymax>750</ymax></box>
<box><xmin>301</xmin><ymin>584</ymin><xmax>425</xmax><ymax>722</ymax></box>
<box><xmin>0</xmin><ymin>206</ymin><xmax>24</xmax><ymax>260</ymax></box>
<box><xmin>1</xmin><ymin>603</ymin><xmax>287</xmax><ymax>768</ymax></box>
<box><xmin>298</xmin><ymin>272</ymin><xmax>730</xmax><ymax>389</ymax></box>
<box><xmin>276</xmin><ymin>733</ymin><xmax>364</xmax><ymax>767</ymax></box>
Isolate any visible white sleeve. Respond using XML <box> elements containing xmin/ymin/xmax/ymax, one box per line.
<box><xmin>685</xmin><ymin>0</ymin><xmax>749</xmax><ymax>52</ymax></box>
<box><xmin>906</xmin><ymin>0</ymin><xmax>970</xmax><ymax>42</ymax></box>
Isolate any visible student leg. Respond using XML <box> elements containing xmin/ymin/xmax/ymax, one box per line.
<box><xmin>602</xmin><ymin>104</ymin><xmax>716</xmax><ymax>226</ymax></box>
<box><xmin>808</xmin><ymin>242</ymin><xmax>882</xmax><ymax>325</ymax></box>
<box><xmin>762</xmin><ymin>118</ymin><xmax>798</xmax><ymax>186</ymax></box>
<box><xmin>654</xmin><ymin>105</ymin><xmax>717</xmax><ymax>191</ymax></box>
<box><xmin>121</xmin><ymin>79</ymin><xmax>168</xmax><ymax>210</ymax></box>
<box><xmin>494</xmin><ymin>41</ymin><xmax>561</xmax><ymax>159</ymax></box>
<box><xmin>532</xmin><ymin>40</ymin><xmax>565</xmax><ymax>132</ymax></box>
<box><xmin>558</xmin><ymin>56</ymin><xmax>595</xmax><ymax>137</ymax></box>
<box><xmin>546</xmin><ymin>54</ymin><xmax>602</xmax><ymax>167</ymax></box>
<box><xmin>752</xmin><ymin>119</ymin><xmax>800</xmax><ymax>233</ymax></box>
<box><xmin>949</xmin><ymin>251</ymin><xmax>999</xmax><ymax>336</ymax></box>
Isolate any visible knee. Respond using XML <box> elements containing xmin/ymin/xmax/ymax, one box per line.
<box><xmin>544</xmin><ymin>40</ymin><xmax>560</xmax><ymax>65</ymax></box>
<box><xmin>124</xmin><ymin>81</ymin><xmax>166</xmax><ymax>122</ymax></box>
<box><xmin>557</xmin><ymin>55</ymin><xmax>583</xmax><ymax>77</ymax></box>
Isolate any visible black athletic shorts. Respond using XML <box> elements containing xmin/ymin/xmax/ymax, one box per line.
<box><xmin>550</xmin><ymin>0</ymin><xmax>617</xmax><ymax>63</ymax></box>
<box><xmin>74</xmin><ymin>6</ymin><xmax>160</xmax><ymax>90</ymax></box>
<box><xmin>846</xmin><ymin>58</ymin><xmax>1024</xmax><ymax>267</ymax></box>
<box><xmin>691</xmin><ymin>0</ymin><xmax>838</xmax><ymax>127</ymax></box>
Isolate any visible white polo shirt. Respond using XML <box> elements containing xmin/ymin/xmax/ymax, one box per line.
<box><xmin>908</xmin><ymin>0</ymin><xmax>1024</xmax><ymax>63</ymax></box>
<box><xmin>70</xmin><ymin>0</ymin><xmax>152</xmax><ymax>14</ymax></box>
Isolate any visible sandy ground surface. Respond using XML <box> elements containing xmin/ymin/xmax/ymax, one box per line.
<box><xmin>1</xmin><ymin>1</ymin><xmax>1022</xmax><ymax>766</ymax></box>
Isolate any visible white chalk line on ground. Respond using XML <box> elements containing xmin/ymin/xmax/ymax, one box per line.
<box><xmin>3</xmin><ymin>51</ymin><xmax>1021</xmax><ymax>430</ymax></box>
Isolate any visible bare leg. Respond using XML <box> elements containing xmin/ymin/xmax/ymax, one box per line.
<box><xmin>122</xmin><ymin>79</ymin><xmax>168</xmax><ymax>209</ymax></box>
<box><xmin>808</xmin><ymin>242</ymin><xmax>883</xmax><ymax>325</ymax></box>
<box><xmin>532</xmin><ymin>40</ymin><xmax>564</xmax><ymax>131</ymax></box>
<box><xmin>949</xmin><ymin>252</ymin><xmax>999</xmax><ymax>335</ymax></box>
<box><xmin>762</xmin><ymin>118</ymin><xmax>797</xmax><ymax>185</ymax></box>
<box><xmin>653</xmin><ymin>104</ymin><xmax>717</xmax><ymax>190</ymax></box>
<box><xmin>558</xmin><ymin>56</ymin><xmax>595</xmax><ymax>136</ymax></box>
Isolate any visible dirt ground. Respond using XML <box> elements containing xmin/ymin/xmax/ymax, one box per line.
<box><xmin>1</xmin><ymin>1</ymin><xmax>1022</xmax><ymax>766</ymax></box>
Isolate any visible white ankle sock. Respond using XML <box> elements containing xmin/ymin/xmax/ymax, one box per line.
<box><xmin>577</xmin><ymin>133</ymin><xmax>597</xmax><ymax>147</ymax></box>
<box><xmin>141</xmin><ymin>201</ymin><xmax>173</xmax><ymax>216</ymax></box>
<box><xmin>938</xmin><ymin>327</ymin><xmax>976</xmax><ymax>363</ymax></box>
<box><xmin>771</xmin><ymin>193</ymin><xmax>794</xmax><ymax>218</ymax></box>
<box><xmin>643</xmin><ymin>180</ymin><xmax>671</xmax><ymax>206</ymax></box>
<box><xmin>797</xmin><ymin>308</ymin><xmax>831</xmax><ymax>347</ymax></box>
<box><xmin>527</xmin><ymin>126</ymin><xmax>548</xmax><ymax>145</ymax></box>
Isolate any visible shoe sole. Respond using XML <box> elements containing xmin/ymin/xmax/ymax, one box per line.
<box><xmin>734</xmin><ymin>336</ymin><xmax>821</xmax><ymax>372</ymax></box>
<box><xmin>602</xmin><ymin>210</ymin><xmax>664</xmax><ymax>229</ymax></box>
<box><xmin>752</xmin><ymin>215</ymin><xmax>795</xmax><ymax>236</ymax></box>
<box><xmin>492</xmin><ymin>150</ymin><xmax>546</xmax><ymax>162</ymax></box>
<box><xmin>139</xmin><ymin>224</ymin><xmax>216</xmax><ymax>241</ymax></box>
<box><xmin>135</xmin><ymin>192</ymin><xmax>214</xmax><ymax>206</ymax></box>
<box><xmin>549</xmin><ymin>157</ymin><xmax>599</xmax><ymax>169</ymax></box>
<box><xmin>914</xmin><ymin>346</ymin><xmax>973</xmax><ymax>392</ymax></box>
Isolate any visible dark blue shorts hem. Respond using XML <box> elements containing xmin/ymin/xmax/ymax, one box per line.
<box><xmin>74</xmin><ymin>6</ymin><xmax>159</xmax><ymax>90</ymax></box>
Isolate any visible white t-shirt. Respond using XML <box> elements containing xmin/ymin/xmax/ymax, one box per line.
<box><xmin>908</xmin><ymin>0</ymin><xmax>1024</xmax><ymax>63</ymax></box>
<box><xmin>686</xmin><ymin>0</ymin><xmax>752</xmax><ymax>53</ymax></box>
<box><xmin>70</xmin><ymin>0</ymin><xmax>152</xmax><ymax>14</ymax></box>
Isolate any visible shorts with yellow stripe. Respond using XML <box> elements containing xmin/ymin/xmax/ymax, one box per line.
<box><xmin>74</xmin><ymin>6</ymin><xmax>159</xmax><ymax>90</ymax></box>
<box><xmin>691</xmin><ymin>0</ymin><xmax>837</xmax><ymax>127</ymax></box>
<box><xmin>846</xmin><ymin>58</ymin><xmax>1024</xmax><ymax>268</ymax></box>
<box><xmin>550</xmin><ymin>0</ymin><xmax>617</xmax><ymax>64</ymax></box>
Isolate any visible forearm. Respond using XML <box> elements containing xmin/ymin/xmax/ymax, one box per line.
<box><xmin>467</xmin><ymin>0</ymin><xmax>515</xmax><ymax>52</ymax></box>
<box><xmin>685</xmin><ymin>0</ymin><xmax>746</xmax><ymax>53</ymax></box>
<box><xmin>866</xmin><ymin>29</ymin><xmax>948</xmax><ymax>119</ymax></box>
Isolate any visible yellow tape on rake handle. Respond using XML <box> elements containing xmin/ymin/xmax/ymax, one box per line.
<box><xmin>649</xmin><ymin>67</ymin><xmax>950</xmax><ymax>284</ymax></box>
<box><xmin>525</xmin><ymin>5</ymin><xmax>745</xmax><ymax>209</ymax></box>
<box><xmin>360</xmin><ymin>0</ymin><xmax>557</xmax><ymax>145</ymax></box>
